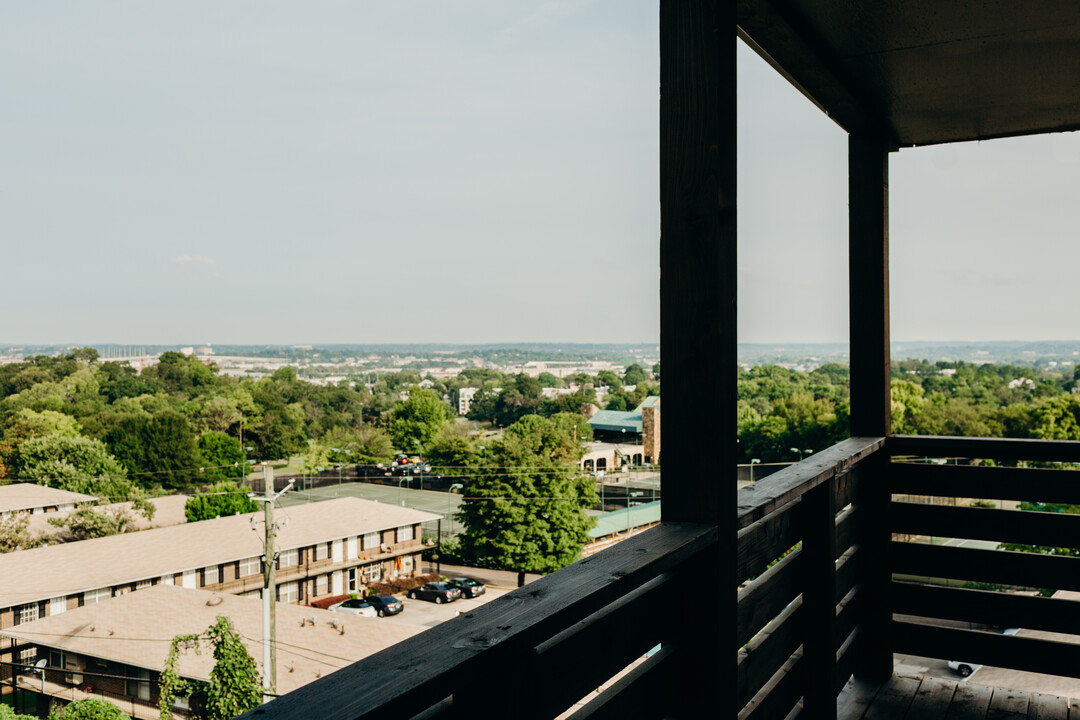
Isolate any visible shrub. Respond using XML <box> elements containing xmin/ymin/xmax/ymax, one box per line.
<box><xmin>367</xmin><ymin>572</ymin><xmax>441</xmax><ymax>596</ymax></box>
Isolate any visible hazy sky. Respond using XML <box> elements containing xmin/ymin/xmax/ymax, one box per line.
<box><xmin>3</xmin><ymin>2</ymin><xmax>1078</xmax><ymax>345</ymax></box>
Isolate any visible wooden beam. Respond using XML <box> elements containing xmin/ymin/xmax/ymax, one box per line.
<box><xmin>848</xmin><ymin>132</ymin><xmax>892</xmax><ymax>686</ymax></box>
<box><xmin>890</xmin><ymin>435</ymin><xmax>1080</xmax><ymax>464</ymax></box>
<box><xmin>736</xmin><ymin>0</ymin><xmax>895</xmax><ymax>143</ymax></box>
<box><xmin>849</xmin><ymin>134</ymin><xmax>890</xmax><ymax>438</ymax></box>
<box><xmin>659</xmin><ymin>0</ymin><xmax>736</xmax><ymax>715</ymax></box>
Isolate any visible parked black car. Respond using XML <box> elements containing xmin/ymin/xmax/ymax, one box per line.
<box><xmin>447</xmin><ymin>577</ymin><xmax>486</xmax><ymax>598</ymax></box>
<box><xmin>365</xmin><ymin>595</ymin><xmax>404</xmax><ymax>617</ymax></box>
<box><xmin>407</xmin><ymin>582</ymin><xmax>462</xmax><ymax>604</ymax></box>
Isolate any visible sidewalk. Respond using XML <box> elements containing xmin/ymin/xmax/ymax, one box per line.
<box><xmin>427</xmin><ymin>562</ymin><xmax>541</xmax><ymax>589</ymax></box>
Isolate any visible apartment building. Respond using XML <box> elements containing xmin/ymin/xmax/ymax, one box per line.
<box><xmin>0</xmin><ymin>484</ymin><xmax>96</xmax><ymax>520</ymax></box>
<box><xmin>0</xmin><ymin>585</ymin><xmax>423</xmax><ymax>719</ymax></box>
<box><xmin>0</xmin><ymin>497</ymin><xmax>439</xmax><ymax>664</ymax></box>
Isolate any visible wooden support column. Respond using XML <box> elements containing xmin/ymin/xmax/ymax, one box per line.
<box><xmin>660</xmin><ymin>0</ymin><xmax>737</xmax><ymax>716</ymax></box>
<box><xmin>802</xmin><ymin>476</ymin><xmax>838</xmax><ymax>720</ymax></box>
<box><xmin>848</xmin><ymin>133</ymin><xmax>892</xmax><ymax>683</ymax></box>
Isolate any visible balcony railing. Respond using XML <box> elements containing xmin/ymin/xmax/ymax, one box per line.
<box><xmin>239</xmin><ymin>435</ymin><xmax>1080</xmax><ymax>720</ymax></box>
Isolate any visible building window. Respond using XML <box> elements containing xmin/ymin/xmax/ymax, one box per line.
<box><xmin>347</xmin><ymin>568</ymin><xmax>357</xmax><ymax>592</ymax></box>
<box><xmin>396</xmin><ymin>525</ymin><xmax>414</xmax><ymax>543</ymax></box>
<box><xmin>277</xmin><ymin>582</ymin><xmax>299</xmax><ymax>603</ymax></box>
<box><xmin>315</xmin><ymin>542</ymin><xmax>329</xmax><ymax>561</ymax></box>
<box><xmin>136</xmin><ymin>579</ymin><xmax>153</xmax><ymax>591</ymax></box>
<box><xmin>18</xmin><ymin>649</ymin><xmax>36</xmax><ymax>663</ymax></box>
<box><xmin>203</xmin><ymin>565</ymin><xmax>219</xmax><ymax>586</ymax></box>
<box><xmin>161</xmin><ymin>574</ymin><xmax>175</xmax><ymax>586</ymax></box>
<box><xmin>402</xmin><ymin>555</ymin><xmax>414</xmax><ymax>573</ymax></box>
<box><xmin>315</xmin><ymin>574</ymin><xmax>328</xmax><ymax>596</ymax></box>
<box><xmin>127</xmin><ymin>669</ymin><xmax>151</xmax><ymax>701</ymax></box>
<box><xmin>84</xmin><ymin>588</ymin><xmax>110</xmax><ymax>605</ymax></box>
<box><xmin>239</xmin><ymin>556</ymin><xmax>261</xmax><ymax>577</ymax></box>
<box><xmin>362</xmin><ymin>564</ymin><xmax>382</xmax><ymax>583</ymax></box>
<box><xmin>362</xmin><ymin>532</ymin><xmax>380</xmax><ymax>551</ymax></box>
<box><xmin>278</xmin><ymin>548</ymin><xmax>298</xmax><ymax>568</ymax></box>
<box><xmin>50</xmin><ymin>596</ymin><xmax>68</xmax><ymax>616</ymax></box>
<box><xmin>18</xmin><ymin>604</ymin><xmax>38</xmax><ymax>625</ymax></box>
<box><xmin>241</xmin><ymin>589</ymin><xmax>262</xmax><ymax>599</ymax></box>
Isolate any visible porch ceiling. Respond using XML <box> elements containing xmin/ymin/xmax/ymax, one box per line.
<box><xmin>738</xmin><ymin>0</ymin><xmax>1080</xmax><ymax>146</ymax></box>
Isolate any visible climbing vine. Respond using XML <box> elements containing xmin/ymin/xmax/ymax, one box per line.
<box><xmin>158</xmin><ymin>632</ymin><xmax>200</xmax><ymax>720</ymax></box>
<box><xmin>158</xmin><ymin>617</ymin><xmax>262</xmax><ymax>720</ymax></box>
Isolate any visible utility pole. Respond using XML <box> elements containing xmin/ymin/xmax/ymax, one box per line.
<box><xmin>250</xmin><ymin>465</ymin><xmax>293</xmax><ymax>704</ymax></box>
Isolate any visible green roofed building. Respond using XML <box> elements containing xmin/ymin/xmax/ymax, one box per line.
<box><xmin>586</xmin><ymin>396</ymin><xmax>660</xmax><ymax>464</ymax></box>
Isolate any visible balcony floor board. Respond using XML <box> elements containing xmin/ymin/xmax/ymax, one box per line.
<box><xmin>838</xmin><ymin>675</ymin><xmax>1077</xmax><ymax>720</ymax></box>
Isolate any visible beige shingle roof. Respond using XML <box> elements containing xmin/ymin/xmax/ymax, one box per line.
<box><xmin>0</xmin><ymin>496</ymin><xmax>439</xmax><ymax>608</ymax></box>
<box><xmin>0</xmin><ymin>484</ymin><xmax>96</xmax><ymax>514</ymax></box>
<box><xmin>0</xmin><ymin>584</ymin><xmax>422</xmax><ymax>696</ymax></box>
<box><xmin>25</xmin><ymin>495</ymin><xmax>190</xmax><ymax>541</ymax></box>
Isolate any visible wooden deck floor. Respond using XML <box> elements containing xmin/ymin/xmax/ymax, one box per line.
<box><xmin>838</xmin><ymin>674</ymin><xmax>1078</xmax><ymax>720</ymax></box>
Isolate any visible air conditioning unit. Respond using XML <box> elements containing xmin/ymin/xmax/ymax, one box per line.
<box><xmin>380</xmin><ymin>544</ymin><xmax>392</xmax><ymax>554</ymax></box>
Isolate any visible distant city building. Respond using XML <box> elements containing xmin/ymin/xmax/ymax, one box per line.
<box><xmin>458</xmin><ymin>387</ymin><xmax>478</xmax><ymax>415</ymax></box>
<box><xmin>585</xmin><ymin>396</ymin><xmax>661</xmax><ymax>464</ymax></box>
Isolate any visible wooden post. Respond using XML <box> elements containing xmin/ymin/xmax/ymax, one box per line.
<box><xmin>802</xmin><ymin>477</ymin><xmax>838</xmax><ymax>720</ymax></box>
<box><xmin>848</xmin><ymin>133</ymin><xmax>892</xmax><ymax>682</ymax></box>
<box><xmin>660</xmin><ymin>0</ymin><xmax>737</xmax><ymax>715</ymax></box>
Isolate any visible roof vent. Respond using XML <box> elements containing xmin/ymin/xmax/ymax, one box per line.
<box><xmin>206</xmin><ymin>596</ymin><xmax>223</xmax><ymax>607</ymax></box>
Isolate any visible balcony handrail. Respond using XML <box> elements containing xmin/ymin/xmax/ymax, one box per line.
<box><xmin>239</xmin><ymin>522</ymin><xmax>716</xmax><ymax>720</ymax></box>
<box><xmin>736</xmin><ymin>436</ymin><xmax>884</xmax><ymax>529</ymax></box>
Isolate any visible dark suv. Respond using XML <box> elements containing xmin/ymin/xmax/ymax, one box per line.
<box><xmin>448</xmin><ymin>577</ymin><xmax>486</xmax><ymax>598</ymax></box>
<box><xmin>365</xmin><ymin>595</ymin><xmax>404</xmax><ymax>617</ymax></box>
<box><xmin>407</xmin><ymin>582</ymin><xmax>462</xmax><ymax>604</ymax></box>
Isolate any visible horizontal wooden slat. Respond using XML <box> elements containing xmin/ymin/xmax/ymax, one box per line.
<box><xmin>834</xmin><ymin>585</ymin><xmax>862</xmax><ymax>652</ymax></box>
<box><xmin>564</xmin><ymin>647</ymin><xmax>671</xmax><ymax>720</ymax></box>
<box><xmin>891</xmin><ymin>463</ymin><xmax>1080</xmax><ymax>505</ymax></box>
<box><xmin>891</xmin><ymin>581</ymin><xmax>1080</xmax><ymax>636</ymax></box>
<box><xmin>835</xmin><ymin>545</ymin><xmax>860</xmax><ymax>602</ymax></box>
<box><xmin>889</xmin><ymin>435</ymin><xmax>1080</xmax><ymax>463</ymax></box>
<box><xmin>738</xmin><ymin>549</ymin><xmax>803</xmax><ymax>648</ymax></box>
<box><xmin>893</xmin><ymin>621</ymin><xmax>1080</xmax><ymax>678</ymax></box>
<box><xmin>892</xmin><ymin>542</ymin><xmax>1080</xmax><ymax>592</ymax></box>
<box><xmin>835</xmin><ymin>505</ymin><xmax>858</xmax><ymax>555</ymax></box>
<box><xmin>738</xmin><ymin>652</ymin><xmax>803</xmax><ymax>720</ymax></box>
<box><xmin>737</xmin><ymin>500</ymin><xmax>803</xmax><ymax>583</ymax></box>
<box><xmin>738</xmin><ymin>599</ymin><xmax>803</xmax><ymax>708</ymax></box>
<box><xmin>737</xmin><ymin>437</ymin><xmax>885</xmax><ymax>528</ymax></box>
<box><xmin>529</xmin><ymin>573</ymin><xmax>672</xmax><ymax>719</ymax></box>
<box><xmin>833</xmin><ymin>626</ymin><xmax>861</xmax><ymax>696</ymax></box>
<box><xmin>892</xmin><ymin>503</ymin><xmax>1080</xmax><ymax>550</ymax></box>
<box><xmin>239</xmin><ymin>522</ymin><xmax>716</xmax><ymax>720</ymax></box>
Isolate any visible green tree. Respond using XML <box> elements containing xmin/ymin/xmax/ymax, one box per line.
<box><xmin>0</xmin><ymin>514</ymin><xmax>45</xmax><ymax>553</ymax></box>
<box><xmin>15</xmin><ymin>434</ymin><xmax>127</xmax><ymax>489</ymax></box>
<box><xmin>197</xmin><ymin>432</ymin><xmax>245</xmax><ymax>483</ymax></box>
<box><xmin>142</xmin><ymin>411</ymin><xmax>202</xmax><ymax>488</ymax></box>
<box><xmin>49</xmin><ymin>698</ymin><xmax>130</xmax><ymax>720</ymax></box>
<box><xmin>3</xmin><ymin>408</ymin><xmax>82</xmax><ymax>444</ymax></box>
<box><xmin>388</xmin><ymin>388</ymin><xmax>450</xmax><ymax>451</ymax></box>
<box><xmin>622</xmin><ymin>363</ymin><xmax>649</xmax><ymax>386</ymax></box>
<box><xmin>49</xmin><ymin>498</ymin><xmax>155</xmax><ymax>540</ymax></box>
<box><xmin>425</xmin><ymin>435</ymin><xmax>479</xmax><ymax>475</ymax></box>
<box><xmin>185</xmin><ymin>484</ymin><xmax>259</xmax><ymax>522</ymax></box>
<box><xmin>457</xmin><ymin>414</ymin><xmax>596</xmax><ymax>586</ymax></box>
<box><xmin>0</xmin><ymin>702</ymin><xmax>39</xmax><ymax>720</ymax></box>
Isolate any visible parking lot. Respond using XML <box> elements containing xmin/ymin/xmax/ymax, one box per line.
<box><xmin>371</xmin><ymin>585</ymin><xmax>509</xmax><ymax>629</ymax></box>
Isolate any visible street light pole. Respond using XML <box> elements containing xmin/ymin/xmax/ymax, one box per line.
<box><xmin>448</xmin><ymin>483</ymin><xmax>463</xmax><ymax>536</ymax></box>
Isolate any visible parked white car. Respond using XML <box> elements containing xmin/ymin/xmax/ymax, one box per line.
<box><xmin>328</xmin><ymin>599</ymin><xmax>378</xmax><ymax>618</ymax></box>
